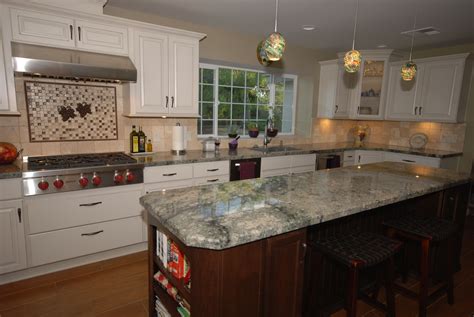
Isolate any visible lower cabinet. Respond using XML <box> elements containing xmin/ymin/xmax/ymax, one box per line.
<box><xmin>261</xmin><ymin>154</ymin><xmax>316</xmax><ymax>177</ymax></box>
<box><xmin>0</xmin><ymin>200</ymin><xmax>26</xmax><ymax>274</ymax></box>
<box><xmin>354</xmin><ymin>150</ymin><xmax>385</xmax><ymax>165</ymax></box>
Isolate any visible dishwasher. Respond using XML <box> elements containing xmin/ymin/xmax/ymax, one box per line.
<box><xmin>230</xmin><ymin>158</ymin><xmax>261</xmax><ymax>181</ymax></box>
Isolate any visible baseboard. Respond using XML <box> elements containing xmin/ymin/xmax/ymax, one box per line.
<box><xmin>0</xmin><ymin>242</ymin><xmax>147</xmax><ymax>285</ymax></box>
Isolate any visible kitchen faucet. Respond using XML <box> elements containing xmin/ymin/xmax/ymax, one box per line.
<box><xmin>263</xmin><ymin>117</ymin><xmax>273</xmax><ymax>148</ymax></box>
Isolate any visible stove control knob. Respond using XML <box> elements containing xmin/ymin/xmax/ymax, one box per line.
<box><xmin>38</xmin><ymin>179</ymin><xmax>49</xmax><ymax>191</ymax></box>
<box><xmin>79</xmin><ymin>175</ymin><xmax>89</xmax><ymax>188</ymax></box>
<box><xmin>126</xmin><ymin>170</ymin><xmax>135</xmax><ymax>183</ymax></box>
<box><xmin>92</xmin><ymin>174</ymin><xmax>102</xmax><ymax>186</ymax></box>
<box><xmin>53</xmin><ymin>178</ymin><xmax>64</xmax><ymax>189</ymax></box>
<box><xmin>114</xmin><ymin>171</ymin><xmax>124</xmax><ymax>184</ymax></box>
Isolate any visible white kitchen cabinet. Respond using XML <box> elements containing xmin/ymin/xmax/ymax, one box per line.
<box><xmin>9</xmin><ymin>7</ymin><xmax>129</xmax><ymax>55</ymax></box>
<box><xmin>384</xmin><ymin>152</ymin><xmax>440</xmax><ymax>168</ymax></box>
<box><xmin>385</xmin><ymin>53</ymin><xmax>469</xmax><ymax>122</ymax></box>
<box><xmin>261</xmin><ymin>154</ymin><xmax>316</xmax><ymax>177</ymax></box>
<box><xmin>354</xmin><ymin>150</ymin><xmax>385</xmax><ymax>165</ymax></box>
<box><xmin>0</xmin><ymin>199</ymin><xmax>26</xmax><ymax>274</ymax></box>
<box><xmin>317</xmin><ymin>60</ymin><xmax>351</xmax><ymax>119</ymax></box>
<box><xmin>0</xmin><ymin>22</ymin><xmax>18</xmax><ymax>115</ymax></box>
<box><xmin>126</xmin><ymin>29</ymin><xmax>200</xmax><ymax>117</ymax></box>
<box><xmin>0</xmin><ymin>31</ymin><xmax>11</xmax><ymax>113</ymax></box>
<box><xmin>343</xmin><ymin>150</ymin><xmax>356</xmax><ymax>167</ymax></box>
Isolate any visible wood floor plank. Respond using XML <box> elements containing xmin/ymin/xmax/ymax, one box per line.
<box><xmin>96</xmin><ymin>301</ymin><xmax>147</xmax><ymax>317</ymax></box>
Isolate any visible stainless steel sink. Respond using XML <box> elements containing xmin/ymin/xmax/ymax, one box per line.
<box><xmin>251</xmin><ymin>146</ymin><xmax>301</xmax><ymax>153</ymax></box>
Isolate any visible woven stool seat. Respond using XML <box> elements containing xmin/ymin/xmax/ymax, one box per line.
<box><xmin>313</xmin><ymin>232</ymin><xmax>402</xmax><ymax>268</ymax></box>
<box><xmin>383</xmin><ymin>215</ymin><xmax>458</xmax><ymax>242</ymax></box>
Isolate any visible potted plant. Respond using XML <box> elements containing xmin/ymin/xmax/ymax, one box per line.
<box><xmin>247</xmin><ymin>122</ymin><xmax>259</xmax><ymax>138</ymax></box>
<box><xmin>227</xmin><ymin>125</ymin><xmax>239</xmax><ymax>138</ymax></box>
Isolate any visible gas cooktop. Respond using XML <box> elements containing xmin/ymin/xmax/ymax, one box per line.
<box><xmin>23</xmin><ymin>152</ymin><xmax>143</xmax><ymax>196</ymax></box>
<box><xmin>27</xmin><ymin>152</ymin><xmax>137</xmax><ymax>170</ymax></box>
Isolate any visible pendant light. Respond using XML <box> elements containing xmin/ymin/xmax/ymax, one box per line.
<box><xmin>257</xmin><ymin>40</ymin><xmax>272</xmax><ymax>66</ymax></box>
<box><xmin>263</xmin><ymin>0</ymin><xmax>286</xmax><ymax>61</ymax></box>
<box><xmin>344</xmin><ymin>0</ymin><xmax>361</xmax><ymax>73</ymax></box>
<box><xmin>401</xmin><ymin>15</ymin><xmax>418</xmax><ymax>81</ymax></box>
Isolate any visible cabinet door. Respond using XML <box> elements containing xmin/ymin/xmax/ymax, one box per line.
<box><xmin>10</xmin><ymin>8</ymin><xmax>75</xmax><ymax>48</ymax></box>
<box><xmin>418</xmin><ymin>59</ymin><xmax>465</xmax><ymax>122</ymax></box>
<box><xmin>134</xmin><ymin>30</ymin><xmax>169</xmax><ymax>114</ymax></box>
<box><xmin>74</xmin><ymin>19</ymin><xmax>129</xmax><ymax>55</ymax></box>
<box><xmin>334</xmin><ymin>66</ymin><xmax>353</xmax><ymax>118</ymax></box>
<box><xmin>317</xmin><ymin>61</ymin><xmax>338</xmax><ymax>118</ymax></box>
<box><xmin>264</xmin><ymin>229</ymin><xmax>307</xmax><ymax>317</ymax></box>
<box><xmin>355</xmin><ymin>150</ymin><xmax>385</xmax><ymax>165</ymax></box>
<box><xmin>385</xmin><ymin>63</ymin><xmax>420</xmax><ymax>120</ymax></box>
<box><xmin>0</xmin><ymin>200</ymin><xmax>26</xmax><ymax>274</ymax></box>
<box><xmin>0</xmin><ymin>33</ymin><xmax>10</xmax><ymax>112</ymax></box>
<box><xmin>168</xmin><ymin>35</ymin><xmax>199</xmax><ymax>115</ymax></box>
<box><xmin>354</xmin><ymin>59</ymin><xmax>387</xmax><ymax>119</ymax></box>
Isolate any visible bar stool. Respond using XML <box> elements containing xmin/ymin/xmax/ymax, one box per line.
<box><xmin>309</xmin><ymin>232</ymin><xmax>402</xmax><ymax>317</ymax></box>
<box><xmin>383</xmin><ymin>215</ymin><xmax>459</xmax><ymax>317</ymax></box>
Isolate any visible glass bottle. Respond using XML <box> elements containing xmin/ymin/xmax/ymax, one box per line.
<box><xmin>138</xmin><ymin>126</ymin><xmax>146</xmax><ymax>153</ymax></box>
<box><xmin>146</xmin><ymin>139</ymin><xmax>153</xmax><ymax>152</ymax></box>
<box><xmin>130</xmin><ymin>125</ymin><xmax>139</xmax><ymax>153</ymax></box>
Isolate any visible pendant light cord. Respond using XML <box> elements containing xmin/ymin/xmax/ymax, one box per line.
<box><xmin>274</xmin><ymin>0</ymin><xmax>279</xmax><ymax>33</ymax></box>
<box><xmin>409</xmin><ymin>14</ymin><xmax>417</xmax><ymax>60</ymax></box>
<box><xmin>351</xmin><ymin>0</ymin><xmax>359</xmax><ymax>50</ymax></box>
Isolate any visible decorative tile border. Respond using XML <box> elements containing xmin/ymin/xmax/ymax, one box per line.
<box><xmin>25</xmin><ymin>81</ymin><xmax>118</xmax><ymax>142</ymax></box>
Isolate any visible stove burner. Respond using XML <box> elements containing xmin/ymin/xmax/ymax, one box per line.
<box><xmin>28</xmin><ymin>152</ymin><xmax>137</xmax><ymax>170</ymax></box>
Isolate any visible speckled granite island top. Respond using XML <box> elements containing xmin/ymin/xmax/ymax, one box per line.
<box><xmin>134</xmin><ymin>142</ymin><xmax>462</xmax><ymax>167</ymax></box>
<box><xmin>140</xmin><ymin>162</ymin><xmax>470</xmax><ymax>250</ymax></box>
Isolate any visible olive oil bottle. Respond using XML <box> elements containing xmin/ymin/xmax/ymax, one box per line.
<box><xmin>138</xmin><ymin>126</ymin><xmax>147</xmax><ymax>153</ymax></box>
<box><xmin>130</xmin><ymin>125</ymin><xmax>139</xmax><ymax>153</ymax></box>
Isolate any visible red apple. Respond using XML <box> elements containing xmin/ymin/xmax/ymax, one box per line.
<box><xmin>0</xmin><ymin>142</ymin><xmax>19</xmax><ymax>165</ymax></box>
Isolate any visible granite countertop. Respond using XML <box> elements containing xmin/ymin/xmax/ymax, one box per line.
<box><xmin>0</xmin><ymin>163</ymin><xmax>22</xmax><ymax>179</ymax></box>
<box><xmin>140</xmin><ymin>162</ymin><xmax>471</xmax><ymax>250</ymax></box>
<box><xmin>134</xmin><ymin>142</ymin><xmax>462</xmax><ymax>167</ymax></box>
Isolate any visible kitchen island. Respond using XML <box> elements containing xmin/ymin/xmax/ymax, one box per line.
<box><xmin>141</xmin><ymin>162</ymin><xmax>471</xmax><ymax>317</ymax></box>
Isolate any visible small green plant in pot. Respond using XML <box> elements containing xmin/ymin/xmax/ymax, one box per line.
<box><xmin>247</xmin><ymin>122</ymin><xmax>259</xmax><ymax>138</ymax></box>
<box><xmin>227</xmin><ymin>125</ymin><xmax>239</xmax><ymax>138</ymax></box>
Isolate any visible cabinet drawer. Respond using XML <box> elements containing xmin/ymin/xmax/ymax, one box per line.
<box><xmin>262</xmin><ymin>156</ymin><xmax>291</xmax><ymax>171</ymax></box>
<box><xmin>384</xmin><ymin>152</ymin><xmax>440</xmax><ymax>168</ymax></box>
<box><xmin>144</xmin><ymin>179</ymin><xmax>193</xmax><ymax>193</ymax></box>
<box><xmin>194</xmin><ymin>175</ymin><xmax>229</xmax><ymax>186</ymax></box>
<box><xmin>26</xmin><ymin>185</ymin><xmax>142</xmax><ymax>234</ymax></box>
<box><xmin>28</xmin><ymin>216</ymin><xmax>143</xmax><ymax>267</ymax></box>
<box><xmin>144</xmin><ymin>164</ymin><xmax>193</xmax><ymax>183</ymax></box>
<box><xmin>343</xmin><ymin>151</ymin><xmax>355</xmax><ymax>161</ymax></box>
<box><xmin>292</xmin><ymin>165</ymin><xmax>315</xmax><ymax>174</ymax></box>
<box><xmin>0</xmin><ymin>178</ymin><xmax>22</xmax><ymax>200</ymax></box>
<box><xmin>291</xmin><ymin>154</ymin><xmax>316</xmax><ymax>168</ymax></box>
<box><xmin>193</xmin><ymin>161</ymin><xmax>229</xmax><ymax>178</ymax></box>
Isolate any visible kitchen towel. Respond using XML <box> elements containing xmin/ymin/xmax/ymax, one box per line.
<box><xmin>172</xmin><ymin>125</ymin><xmax>185</xmax><ymax>151</ymax></box>
<box><xmin>239</xmin><ymin>161</ymin><xmax>256</xmax><ymax>180</ymax></box>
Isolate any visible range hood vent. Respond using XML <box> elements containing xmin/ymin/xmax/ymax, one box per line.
<box><xmin>12</xmin><ymin>42</ymin><xmax>137</xmax><ymax>83</ymax></box>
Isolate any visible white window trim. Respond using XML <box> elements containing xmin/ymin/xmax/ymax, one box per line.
<box><xmin>198</xmin><ymin>63</ymin><xmax>297</xmax><ymax>138</ymax></box>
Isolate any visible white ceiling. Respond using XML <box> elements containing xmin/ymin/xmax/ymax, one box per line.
<box><xmin>107</xmin><ymin>0</ymin><xmax>474</xmax><ymax>52</ymax></box>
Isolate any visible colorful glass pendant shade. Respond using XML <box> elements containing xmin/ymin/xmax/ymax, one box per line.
<box><xmin>401</xmin><ymin>61</ymin><xmax>417</xmax><ymax>81</ymax></box>
<box><xmin>401</xmin><ymin>15</ymin><xmax>418</xmax><ymax>81</ymax></box>
<box><xmin>257</xmin><ymin>40</ymin><xmax>272</xmax><ymax>66</ymax></box>
<box><xmin>263</xmin><ymin>0</ymin><xmax>285</xmax><ymax>61</ymax></box>
<box><xmin>344</xmin><ymin>50</ymin><xmax>361</xmax><ymax>73</ymax></box>
<box><xmin>264</xmin><ymin>32</ymin><xmax>286</xmax><ymax>61</ymax></box>
<box><xmin>344</xmin><ymin>0</ymin><xmax>361</xmax><ymax>73</ymax></box>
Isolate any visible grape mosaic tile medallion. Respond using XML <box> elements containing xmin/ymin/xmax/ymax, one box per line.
<box><xmin>25</xmin><ymin>81</ymin><xmax>118</xmax><ymax>142</ymax></box>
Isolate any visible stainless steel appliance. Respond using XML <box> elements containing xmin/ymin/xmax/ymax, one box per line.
<box><xmin>230</xmin><ymin>158</ymin><xmax>261</xmax><ymax>181</ymax></box>
<box><xmin>316</xmin><ymin>152</ymin><xmax>343</xmax><ymax>170</ymax></box>
<box><xmin>23</xmin><ymin>152</ymin><xmax>143</xmax><ymax>196</ymax></box>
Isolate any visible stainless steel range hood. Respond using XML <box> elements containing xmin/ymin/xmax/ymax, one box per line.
<box><xmin>12</xmin><ymin>42</ymin><xmax>137</xmax><ymax>83</ymax></box>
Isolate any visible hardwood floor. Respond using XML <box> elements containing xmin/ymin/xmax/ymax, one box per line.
<box><xmin>0</xmin><ymin>216</ymin><xmax>473</xmax><ymax>317</ymax></box>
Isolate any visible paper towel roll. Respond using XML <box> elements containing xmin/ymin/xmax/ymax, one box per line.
<box><xmin>172</xmin><ymin>125</ymin><xmax>185</xmax><ymax>151</ymax></box>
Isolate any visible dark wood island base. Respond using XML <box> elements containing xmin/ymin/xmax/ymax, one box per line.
<box><xmin>147</xmin><ymin>184</ymin><xmax>470</xmax><ymax>317</ymax></box>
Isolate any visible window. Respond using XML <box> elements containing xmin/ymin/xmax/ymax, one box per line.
<box><xmin>198</xmin><ymin>64</ymin><xmax>297</xmax><ymax>137</ymax></box>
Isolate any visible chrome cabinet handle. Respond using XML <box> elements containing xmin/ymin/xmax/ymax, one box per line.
<box><xmin>163</xmin><ymin>173</ymin><xmax>177</xmax><ymax>176</ymax></box>
<box><xmin>171</xmin><ymin>96</ymin><xmax>175</xmax><ymax>108</ymax></box>
<box><xmin>17</xmin><ymin>208</ymin><xmax>22</xmax><ymax>223</ymax></box>
<box><xmin>207</xmin><ymin>168</ymin><xmax>219</xmax><ymax>172</ymax></box>
<box><xmin>70</xmin><ymin>25</ymin><xmax>73</xmax><ymax>40</ymax></box>
<box><xmin>419</xmin><ymin>106</ymin><xmax>423</xmax><ymax>115</ymax></box>
<box><xmin>358</xmin><ymin>155</ymin><xmax>361</xmax><ymax>163</ymax></box>
<box><xmin>165</xmin><ymin>96</ymin><xmax>169</xmax><ymax>108</ymax></box>
<box><xmin>78</xmin><ymin>26</ymin><xmax>81</xmax><ymax>41</ymax></box>
<box><xmin>81</xmin><ymin>230</ymin><xmax>104</xmax><ymax>236</ymax></box>
<box><xmin>335</xmin><ymin>105</ymin><xmax>338</xmax><ymax>113</ymax></box>
<box><xmin>402</xmin><ymin>159</ymin><xmax>416</xmax><ymax>163</ymax></box>
<box><xmin>414</xmin><ymin>106</ymin><xmax>418</xmax><ymax>115</ymax></box>
<box><xmin>207</xmin><ymin>179</ymin><xmax>219</xmax><ymax>182</ymax></box>
<box><xmin>79</xmin><ymin>202</ymin><xmax>102</xmax><ymax>207</ymax></box>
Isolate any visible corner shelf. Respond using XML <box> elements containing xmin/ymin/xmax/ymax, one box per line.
<box><xmin>154</xmin><ymin>255</ymin><xmax>191</xmax><ymax>303</ymax></box>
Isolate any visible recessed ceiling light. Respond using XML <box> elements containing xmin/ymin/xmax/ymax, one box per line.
<box><xmin>377</xmin><ymin>44</ymin><xmax>388</xmax><ymax>48</ymax></box>
<box><xmin>302</xmin><ymin>25</ymin><xmax>316</xmax><ymax>31</ymax></box>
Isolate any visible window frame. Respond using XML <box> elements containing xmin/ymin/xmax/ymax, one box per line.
<box><xmin>198</xmin><ymin>63</ymin><xmax>297</xmax><ymax>138</ymax></box>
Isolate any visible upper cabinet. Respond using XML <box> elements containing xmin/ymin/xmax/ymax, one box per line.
<box><xmin>10</xmin><ymin>8</ymin><xmax>129</xmax><ymax>55</ymax></box>
<box><xmin>385</xmin><ymin>53</ymin><xmax>469</xmax><ymax>122</ymax></box>
<box><xmin>0</xmin><ymin>24</ymin><xmax>18</xmax><ymax>115</ymax></box>
<box><xmin>0</xmin><ymin>32</ymin><xmax>10</xmax><ymax>112</ymax></box>
<box><xmin>317</xmin><ymin>50</ymin><xmax>397</xmax><ymax>120</ymax></box>
<box><xmin>125</xmin><ymin>29</ymin><xmax>200</xmax><ymax>117</ymax></box>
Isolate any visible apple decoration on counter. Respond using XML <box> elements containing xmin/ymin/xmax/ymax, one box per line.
<box><xmin>0</xmin><ymin>142</ymin><xmax>21</xmax><ymax>165</ymax></box>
